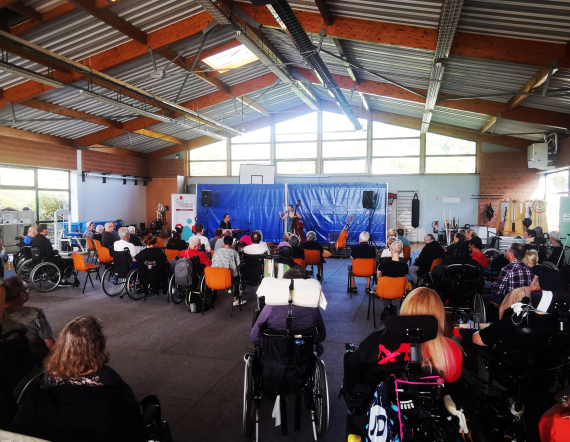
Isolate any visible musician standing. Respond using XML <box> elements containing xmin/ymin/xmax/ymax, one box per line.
<box><xmin>279</xmin><ymin>204</ymin><xmax>302</xmax><ymax>233</ymax></box>
<box><xmin>220</xmin><ymin>213</ymin><xmax>232</xmax><ymax>230</ymax></box>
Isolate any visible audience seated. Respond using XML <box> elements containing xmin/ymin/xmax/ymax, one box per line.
<box><xmin>277</xmin><ymin>232</ymin><xmax>291</xmax><ymax>249</ymax></box>
<box><xmin>181</xmin><ymin>236</ymin><xmax>211</xmax><ymax>267</ymax></box>
<box><xmin>83</xmin><ymin>222</ymin><xmax>94</xmax><ymax>239</ymax></box>
<box><xmin>489</xmin><ymin>243</ymin><xmax>533</xmax><ymax>303</ymax></box>
<box><xmin>377</xmin><ymin>240</ymin><xmax>408</xmax><ymax>278</ymax></box>
<box><xmin>113</xmin><ymin>227</ymin><xmax>136</xmax><ymax>260</ymax></box>
<box><xmin>127</xmin><ymin>226</ymin><xmax>143</xmax><ymax>247</ymax></box>
<box><xmin>431</xmin><ymin>243</ymin><xmax>485</xmax><ymax>291</ymax></box>
<box><xmin>445</xmin><ymin>232</ymin><xmax>469</xmax><ymax>256</ymax></box>
<box><xmin>524</xmin><ymin>228</ymin><xmax>539</xmax><ymax>252</ymax></box>
<box><xmin>134</xmin><ymin>234</ymin><xmax>168</xmax><ymax>266</ymax></box>
<box><xmin>111</xmin><ymin>222</ymin><xmax>120</xmax><ymax>241</ymax></box>
<box><xmin>209</xmin><ymin>228</ymin><xmax>222</xmax><ymax>250</ymax></box>
<box><xmin>408</xmin><ymin>234</ymin><xmax>445</xmax><ymax>283</ymax></box>
<box><xmin>102</xmin><ymin>222</ymin><xmax>117</xmax><ymax>253</ymax></box>
<box><xmin>250</xmin><ymin>269</ymin><xmax>326</xmax><ymax>345</ymax></box>
<box><xmin>546</xmin><ymin>230</ymin><xmax>563</xmax><ymax>266</ymax></box>
<box><xmin>465</xmin><ymin>229</ymin><xmax>477</xmax><ymax>241</ymax></box>
<box><xmin>166</xmin><ymin>229</ymin><xmax>187</xmax><ymax>250</ymax></box>
<box><xmin>194</xmin><ymin>224</ymin><xmax>211</xmax><ymax>253</ymax></box>
<box><xmin>469</xmin><ymin>236</ymin><xmax>488</xmax><ymax>269</ymax></box>
<box><xmin>239</xmin><ymin>234</ymin><xmax>252</xmax><ymax>246</ymax></box>
<box><xmin>349</xmin><ymin>232</ymin><xmax>377</xmax><ymax>294</ymax></box>
<box><xmin>212</xmin><ymin>235</ymin><xmax>242</xmax><ymax>306</ymax></box>
<box><xmin>539</xmin><ymin>392</ymin><xmax>570</xmax><ymax>441</ymax></box>
<box><xmin>31</xmin><ymin>224</ymin><xmax>74</xmax><ymax>286</ymax></box>
<box><xmin>3</xmin><ymin>275</ymin><xmax>55</xmax><ymax>367</ymax></box>
<box><xmin>243</xmin><ymin>231</ymin><xmax>270</xmax><ymax>255</ymax></box>
<box><xmin>300</xmin><ymin>231</ymin><xmax>325</xmax><ymax>281</ymax></box>
<box><xmin>214</xmin><ymin>229</ymin><xmax>233</xmax><ymax>251</ymax></box>
<box><xmin>343</xmin><ymin>288</ymin><xmax>462</xmax><ymax>439</ymax></box>
<box><xmin>288</xmin><ymin>234</ymin><xmax>304</xmax><ymax>260</ymax></box>
<box><xmin>92</xmin><ymin>225</ymin><xmax>104</xmax><ymax>243</ymax></box>
<box><xmin>380</xmin><ymin>236</ymin><xmax>403</xmax><ymax>259</ymax></box>
<box><xmin>396</xmin><ymin>228</ymin><xmax>410</xmax><ymax>248</ymax></box>
<box><xmin>12</xmin><ymin>316</ymin><xmax>160</xmax><ymax>442</ymax></box>
<box><xmin>23</xmin><ymin>226</ymin><xmax>37</xmax><ymax>245</ymax></box>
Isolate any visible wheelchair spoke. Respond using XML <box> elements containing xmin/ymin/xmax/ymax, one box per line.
<box><xmin>101</xmin><ymin>267</ymin><xmax>126</xmax><ymax>297</ymax></box>
<box><xmin>30</xmin><ymin>263</ymin><xmax>61</xmax><ymax>293</ymax></box>
<box><xmin>127</xmin><ymin>270</ymin><xmax>145</xmax><ymax>301</ymax></box>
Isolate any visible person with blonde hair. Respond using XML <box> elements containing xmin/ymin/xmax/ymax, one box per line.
<box><xmin>386</xmin><ymin>229</ymin><xmax>397</xmax><ymax>238</ymax></box>
<box><xmin>465</xmin><ymin>229</ymin><xmax>477</xmax><ymax>240</ymax></box>
<box><xmin>523</xmin><ymin>249</ymin><xmax>538</xmax><ymax>268</ymax></box>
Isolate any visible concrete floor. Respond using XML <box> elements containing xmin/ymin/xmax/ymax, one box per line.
<box><xmin>13</xmin><ymin>253</ymin><xmax>404</xmax><ymax>442</ymax></box>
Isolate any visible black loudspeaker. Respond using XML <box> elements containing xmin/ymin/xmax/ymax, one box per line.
<box><xmin>201</xmin><ymin>190</ymin><xmax>212</xmax><ymax>207</ymax></box>
<box><xmin>362</xmin><ymin>191</ymin><xmax>374</xmax><ymax>209</ymax></box>
<box><xmin>140</xmin><ymin>222</ymin><xmax>146</xmax><ymax>231</ymax></box>
<box><xmin>411</xmin><ymin>193</ymin><xmax>420</xmax><ymax>228</ymax></box>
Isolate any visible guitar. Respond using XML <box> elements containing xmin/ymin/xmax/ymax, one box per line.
<box><xmin>335</xmin><ymin>216</ymin><xmax>353</xmax><ymax>251</ymax></box>
<box><xmin>291</xmin><ymin>199</ymin><xmax>306</xmax><ymax>243</ymax></box>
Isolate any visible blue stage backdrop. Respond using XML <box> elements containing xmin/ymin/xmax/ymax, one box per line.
<box><xmin>288</xmin><ymin>183</ymin><xmax>387</xmax><ymax>246</ymax></box>
<box><xmin>197</xmin><ymin>184</ymin><xmax>285</xmax><ymax>243</ymax></box>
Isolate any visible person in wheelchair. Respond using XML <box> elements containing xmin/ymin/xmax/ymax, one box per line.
<box><xmin>545</xmin><ymin>230</ymin><xmax>564</xmax><ymax>266</ymax></box>
<box><xmin>181</xmin><ymin>236</ymin><xmax>211</xmax><ymax>267</ymax></box>
<box><xmin>22</xmin><ymin>225</ymin><xmax>37</xmax><ymax>245</ymax></box>
<box><xmin>430</xmin><ymin>244</ymin><xmax>485</xmax><ymax>292</ymax></box>
<box><xmin>343</xmin><ymin>288</ymin><xmax>463</xmax><ymax>440</ymax></box>
<box><xmin>12</xmin><ymin>316</ymin><xmax>170</xmax><ymax>442</ymax></box>
<box><xmin>30</xmin><ymin>224</ymin><xmax>74</xmax><ymax>286</ymax></box>
<box><xmin>250</xmin><ymin>269</ymin><xmax>326</xmax><ymax>347</ymax></box>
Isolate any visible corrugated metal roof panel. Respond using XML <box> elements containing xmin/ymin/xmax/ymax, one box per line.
<box><xmin>103</xmin><ymin>132</ymin><xmax>175</xmax><ymax>153</ymax></box>
<box><xmin>431</xmin><ymin>106</ymin><xmax>489</xmax><ymax>131</ymax></box>
<box><xmin>215</xmin><ymin>60</ymin><xmax>271</xmax><ymax>86</ymax></box>
<box><xmin>23</xmin><ymin>0</ymin><xmax>67</xmax><ymax>13</ymax></box>
<box><xmin>493</xmin><ymin>118</ymin><xmax>555</xmax><ymax>142</ymax></box>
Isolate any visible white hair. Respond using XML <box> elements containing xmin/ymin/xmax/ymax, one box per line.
<box><xmin>386</xmin><ymin>236</ymin><xmax>397</xmax><ymax>245</ymax></box>
<box><xmin>390</xmin><ymin>240</ymin><xmax>403</xmax><ymax>253</ymax></box>
<box><xmin>189</xmin><ymin>236</ymin><xmax>201</xmax><ymax>248</ymax></box>
<box><xmin>306</xmin><ymin>231</ymin><xmax>316</xmax><ymax>241</ymax></box>
<box><xmin>128</xmin><ymin>226</ymin><xmax>136</xmax><ymax>234</ymax></box>
<box><xmin>96</xmin><ymin>225</ymin><xmax>104</xmax><ymax>233</ymax></box>
<box><xmin>359</xmin><ymin>231</ymin><xmax>370</xmax><ymax>243</ymax></box>
<box><xmin>118</xmin><ymin>227</ymin><xmax>129</xmax><ymax>239</ymax></box>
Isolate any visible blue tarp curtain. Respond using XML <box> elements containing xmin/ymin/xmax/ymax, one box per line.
<box><xmin>197</xmin><ymin>184</ymin><xmax>284</xmax><ymax>242</ymax></box>
<box><xmin>288</xmin><ymin>183</ymin><xmax>386</xmax><ymax>246</ymax></box>
<box><xmin>196</xmin><ymin>183</ymin><xmax>386</xmax><ymax>246</ymax></box>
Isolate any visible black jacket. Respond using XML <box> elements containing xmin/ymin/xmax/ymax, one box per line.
<box><xmin>30</xmin><ymin>234</ymin><xmax>54</xmax><ymax>259</ymax></box>
<box><xmin>102</xmin><ymin>232</ymin><xmax>116</xmax><ymax>250</ymax></box>
<box><xmin>351</xmin><ymin>243</ymin><xmax>377</xmax><ymax>260</ymax></box>
<box><xmin>414</xmin><ymin>241</ymin><xmax>445</xmax><ymax>275</ymax></box>
<box><xmin>129</xmin><ymin>235</ymin><xmax>143</xmax><ymax>247</ymax></box>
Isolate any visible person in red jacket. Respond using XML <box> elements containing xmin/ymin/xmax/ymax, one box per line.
<box><xmin>181</xmin><ymin>236</ymin><xmax>211</xmax><ymax>268</ymax></box>
<box><xmin>469</xmin><ymin>236</ymin><xmax>488</xmax><ymax>269</ymax></box>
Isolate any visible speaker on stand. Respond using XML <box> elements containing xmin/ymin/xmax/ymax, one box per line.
<box><xmin>363</xmin><ymin>191</ymin><xmax>379</xmax><ymax>249</ymax></box>
<box><xmin>201</xmin><ymin>190</ymin><xmax>213</xmax><ymax>237</ymax></box>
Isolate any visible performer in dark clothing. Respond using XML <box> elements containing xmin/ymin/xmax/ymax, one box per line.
<box><xmin>219</xmin><ymin>213</ymin><xmax>232</xmax><ymax>230</ymax></box>
<box><xmin>408</xmin><ymin>233</ymin><xmax>444</xmax><ymax>283</ymax></box>
<box><xmin>30</xmin><ymin>224</ymin><xmax>74</xmax><ymax>286</ymax></box>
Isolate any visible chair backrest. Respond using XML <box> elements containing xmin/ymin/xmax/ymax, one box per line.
<box><xmin>30</xmin><ymin>246</ymin><xmax>44</xmax><ymax>265</ymax></box>
<box><xmin>112</xmin><ymin>250</ymin><xmax>131</xmax><ymax>278</ymax></box>
<box><xmin>240</xmin><ymin>253</ymin><xmax>265</xmax><ymax>283</ymax></box>
<box><xmin>93</xmin><ymin>239</ymin><xmax>102</xmax><ymax>250</ymax></box>
<box><xmin>403</xmin><ymin>246</ymin><xmax>411</xmax><ymax>260</ymax></box>
<box><xmin>328</xmin><ymin>233</ymin><xmax>338</xmax><ymax>244</ymax></box>
<box><xmin>85</xmin><ymin>237</ymin><xmax>96</xmax><ymax>251</ymax></box>
<box><xmin>96</xmin><ymin>244</ymin><xmax>113</xmax><ymax>264</ymax></box>
<box><xmin>165</xmin><ymin>249</ymin><xmax>182</xmax><ymax>262</ymax></box>
<box><xmin>376</xmin><ymin>276</ymin><xmax>408</xmax><ymax>300</ymax></box>
<box><xmin>352</xmin><ymin>258</ymin><xmax>376</xmax><ymax>277</ymax></box>
<box><xmin>430</xmin><ymin>258</ymin><xmax>442</xmax><ymax>271</ymax></box>
<box><xmin>444</xmin><ymin>263</ymin><xmax>480</xmax><ymax>281</ymax></box>
<box><xmin>205</xmin><ymin>267</ymin><xmax>232</xmax><ymax>290</ymax></box>
<box><xmin>138</xmin><ymin>260</ymin><xmax>162</xmax><ymax>287</ymax></box>
<box><xmin>293</xmin><ymin>258</ymin><xmax>305</xmax><ymax>268</ymax></box>
<box><xmin>304</xmin><ymin>249</ymin><xmax>321</xmax><ymax>265</ymax></box>
<box><xmin>71</xmin><ymin>253</ymin><xmax>87</xmax><ymax>272</ymax></box>
<box><xmin>156</xmin><ymin>237</ymin><xmax>165</xmax><ymax>249</ymax></box>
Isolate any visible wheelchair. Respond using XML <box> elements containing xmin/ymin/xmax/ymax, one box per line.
<box><xmin>244</xmin><ymin>278</ymin><xmax>329</xmax><ymax>441</ymax></box>
<box><xmin>455</xmin><ymin>291</ymin><xmax>570</xmax><ymax>441</ymax></box>
<box><xmin>14</xmin><ymin>244</ymin><xmax>33</xmax><ymax>283</ymax></box>
<box><xmin>27</xmin><ymin>246</ymin><xmax>78</xmax><ymax>292</ymax></box>
<box><xmin>126</xmin><ymin>258</ymin><xmax>169</xmax><ymax>301</ymax></box>
<box><xmin>167</xmin><ymin>256</ymin><xmax>207</xmax><ymax>311</ymax></box>
<box><xmin>239</xmin><ymin>252</ymin><xmax>266</xmax><ymax>297</ymax></box>
<box><xmin>101</xmin><ymin>249</ymin><xmax>137</xmax><ymax>298</ymax></box>
<box><xmin>438</xmin><ymin>263</ymin><xmax>486</xmax><ymax>323</ymax></box>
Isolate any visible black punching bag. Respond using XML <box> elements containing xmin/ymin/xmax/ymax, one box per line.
<box><xmin>411</xmin><ymin>193</ymin><xmax>420</xmax><ymax>228</ymax></box>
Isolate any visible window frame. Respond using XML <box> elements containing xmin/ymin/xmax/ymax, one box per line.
<box><xmin>424</xmin><ymin>133</ymin><xmax>477</xmax><ymax>175</ymax></box>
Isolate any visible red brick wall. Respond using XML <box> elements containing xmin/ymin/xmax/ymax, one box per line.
<box><xmin>149</xmin><ymin>158</ymin><xmax>185</xmax><ymax>178</ymax></box>
<box><xmin>478</xmin><ymin>151</ymin><xmax>541</xmax><ymax>225</ymax></box>
<box><xmin>0</xmin><ymin>134</ymin><xmax>77</xmax><ymax>170</ymax></box>
<box><xmin>82</xmin><ymin>150</ymin><xmax>149</xmax><ymax>176</ymax></box>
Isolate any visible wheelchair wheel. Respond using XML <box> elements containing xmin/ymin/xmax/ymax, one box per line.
<box><xmin>167</xmin><ymin>274</ymin><xmax>185</xmax><ymax>305</ymax></box>
<box><xmin>126</xmin><ymin>270</ymin><xmax>145</xmax><ymax>301</ymax></box>
<box><xmin>17</xmin><ymin>258</ymin><xmax>33</xmax><ymax>284</ymax></box>
<box><xmin>243</xmin><ymin>353</ymin><xmax>256</xmax><ymax>440</ymax></box>
<box><xmin>30</xmin><ymin>262</ymin><xmax>61</xmax><ymax>292</ymax></box>
<box><xmin>483</xmin><ymin>248</ymin><xmax>501</xmax><ymax>262</ymax></box>
<box><xmin>473</xmin><ymin>292</ymin><xmax>486</xmax><ymax>323</ymax></box>
<box><xmin>101</xmin><ymin>267</ymin><xmax>126</xmax><ymax>297</ymax></box>
<box><xmin>312</xmin><ymin>358</ymin><xmax>329</xmax><ymax>439</ymax></box>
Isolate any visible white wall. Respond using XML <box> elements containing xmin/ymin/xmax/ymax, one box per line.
<box><xmin>187</xmin><ymin>174</ymin><xmax>479</xmax><ymax>239</ymax></box>
<box><xmin>73</xmin><ymin>173</ymin><xmax>146</xmax><ymax>225</ymax></box>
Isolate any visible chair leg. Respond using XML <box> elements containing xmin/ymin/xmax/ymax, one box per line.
<box><xmin>88</xmin><ymin>272</ymin><xmax>94</xmax><ymax>287</ymax></box>
<box><xmin>82</xmin><ymin>272</ymin><xmax>89</xmax><ymax>294</ymax></box>
<box><xmin>72</xmin><ymin>272</ymin><xmax>79</xmax><ymax>291</ymax></box>
<box><xmin>372</xmin><ymin>296</ymin><xmax>376</xmax><ymax>329</ymax></box>
<box><xmin>367</xmin><ymin>295</ymin><xmax>371</xmax><ymax>320</ymax></box>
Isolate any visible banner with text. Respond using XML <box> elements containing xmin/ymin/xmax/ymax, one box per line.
<box><xmin>171</xmin><ymin>194</ymin><xmax>197</xmax><ymax>241</ymax></box>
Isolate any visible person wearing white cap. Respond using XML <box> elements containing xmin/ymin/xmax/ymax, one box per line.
<box><xmin>83</xmin><ymin>221</ymin><xmax>94</xmax><ymax>239</ymax></box>
<box><xmin>546</xmin><ymin>231</ymin><xmax>563</xmax><ymax>266</ymax></box>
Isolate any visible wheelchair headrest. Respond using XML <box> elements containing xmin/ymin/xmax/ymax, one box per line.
<box><xmin>532</xmin><ymin>265</ymin><xmax>568</xmax><ymax>291</ymax></box>
<box><xmin>384</xmin><ymin>315</ymin><xmax>438</xmax><ymax>344</ymax></box>
<box><xmin>529</xmin><ymin>290</ymin><xmax>570</xmax><ymax>313</ymax></box>
<box><xmin>278</xmin><ymin>246</ymin><xmax>292</xmax><ymax>258</ymax></box>
<box><xmin>256</xmin><ymin>277</ymin><xmax>327</xmax><ymax>310</ymax></box>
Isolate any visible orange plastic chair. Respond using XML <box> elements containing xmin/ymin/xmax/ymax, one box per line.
<box><xmin>156</xmin><ymin>237</ymin><xmax>166</xmax><ymax>249</ymax></box>
<box><xmin>71</xmin><ymin>253</ymin><xmax>101</xmax><ymax>293</ymax></box>
<box><xmin>85</xmin><ymin>237</ymin><xmax>97</xmax><ymax>263</ymax></box>
<box><xmin>403</xmin><ymin>246</ymin><xmax>411</xmax><ymax>265</ymax></box>
<box><xmin>416</xmin><ymin>258</ymin><xmax>443</xmax><ymax>286</ymax></box>
<box><xmin>430</xmin><ymin>258</ymin><xmax>442</xmax><ymax>271</ymax></box>
<box><xmin>368</xmin><ymin>276</ymin><xmax>408</xmax><ymax>328</ymax></box>
<box><xmin>165</xmin><ymin>249</ymin><xmax>182</xmax><ymax>262</ymax></box>
<box><xmin>347</xmin><ymin>258</ymin><xmax>377</xmax><ymax>298</ymax></box>
<box><xmin>204</xmin><ymin>267</ymin><xmax>242</xmax><ymax>316</ymax></box>
<box><xmin>293</xmin><ymin>258</ymin><xmax>305</xmax><ymax>268</ymax></box>
<box><xmin>304</xmin><ymin>249</ymin><xmax>321</xmax><ymax>266</ymax></box>
<box><xmin>94</xmin><ymin>242</ymin><xmax>113</xmax><ymax>265</ymax></box>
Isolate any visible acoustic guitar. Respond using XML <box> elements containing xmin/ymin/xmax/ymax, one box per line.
<box><xmin>335</xmin><ymin>216</ymin><xmax>353</xmax><ymax>251</ymax></box>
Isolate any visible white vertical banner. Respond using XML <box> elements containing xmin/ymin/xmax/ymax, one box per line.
<box><xmin>171</xmin><ymin>194</ymin><xmax>197</xmax><ymax>241</ymax></box>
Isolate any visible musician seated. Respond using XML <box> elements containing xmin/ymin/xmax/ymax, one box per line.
<box><xmin>243</xmin><ymin>231</ymin><xmax>270</xmax><ymax>255</ymax></box>
<box><xmin>181</xmin><ymin>237</ymin><xmax>211</xmax><ymax>268</ymax></box>
<box><xmin>277</xmin><ymin>232</ymin><xmax>291</xmax><ymax>249</ymax></box>
<box><xmin>127</xmin><ymin>226</ymin><xmax>143</xmax><ymax>247</ymax></box>
<box><xmin>300</xmin><ymin>231</ymin><xmax>324</xmax><ymax>281</ymax></box>
<box><xmin>380</xmin><ymin>236</ymin><xmax>403</xmax><ymax>259</ymax></box>
<box><xmin>23</xmin><ymin>225</ymin><xmax>37</xmax><ymax>245</ymax></box>
<box><xmin>167</xmin><ymin>228</ymin><xmax>188</xmax><ymax>250</ymax></box>
<box><xmin>349</xmin><ymin>232</ymin><xmax>377</xmax><ymax>294</ymax></box>
<box><xmin>214</xmin><ymin>230</ymin><xmax>234</xmax><ymax>251</ymax></box>
<box><xmin>209</xmin><ymin>228</ymin><xmax>222</xmax><ymax>250</ymax></box>
<box><xmin>250</xmin><ymin>269</ymin><xmax>326</xmax><ymax>346</ymax></box>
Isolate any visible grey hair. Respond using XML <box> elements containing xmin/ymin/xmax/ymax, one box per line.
<box><xmin>128</xmin><ymin>226</ymin><xmax>136</xmax><ymax>234</ymax></box>
<box><xmin>306</xmin><ymin>231</ymin><xmax>316</xmax><ymax>241</ymax></box>
<box><xmin>283</xmin><ymin>232</ymin><xmax>291</xmax><ymax>241</ymax></box>
<box><xmin>359</xmin><ymin>231</ymin><xmax>370</xmax><ymax>243</ymax></box>
<box><xmin>189</xmin><ymin>236</ymin><xmax>201</xmax><ymax>248</ymax></box>
<box><xmin>222</xmin><ymin>229</ymin><xmax>232</xmax><ymax>236</ymax></box>
<box><xmin>386</xmin><ymin>236</ymin><xmax>397</xmax><ymax>245</ymax></box>
<box><xmin>95</xmin><ymin>225</ymin><xmax>104</xmax><ymax>233</ymax></box>
<box><xmin>390</xmin><ymin>240</ymin><xmax>403</xmax><ymax>253</ymax></box>
<box><xmin>118</xmin><ymin>227</ymin><xmax>129</xmax><ymax>239</ymax></box>
<box><xmin>289</xmin><ymin>234</ymin><xmax>300</xmax><ymax>247</ymax></box>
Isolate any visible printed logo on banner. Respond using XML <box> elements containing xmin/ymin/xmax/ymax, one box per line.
<box><xmin>175</xmin><ymin>195</ymin><xmax>194</xmax><ymax>211</ymax></box>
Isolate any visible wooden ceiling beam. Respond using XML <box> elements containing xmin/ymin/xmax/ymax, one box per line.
<box><xmin>235</xmin><ymin>95</ymin><xmax>270</xmax><ymax>116</ymax></box>
<box><xmin>132</xmin><ymin>128</ymin><xmax>186</xmax><ymax>145</ymax></box>
<box><xmin>184</xmin><ymin>38</ymin><xmax>241</xmax><ymax>66</ymax></box>
<box><xmin>0</xmin><ymin>39</ymin><xmax>73</xmax><ymax>74</ymax></box>
<box><xmin>0</xmin><ymin>0</ymin><xmax>18</xmax><ymax>8</ymax></box>
<box><xmin>9</xmin><ymin>2</ymin><xmax>42</xmax><ymax>24</ymax></box>
<box><xmin>66</xmin><ymin>0</ymin><xmax>147</xmax><ymax>45</ymax></box>
<box><xmin>237</xmin><ymin>3</ymin><xmax>570</xmax><ymax>69</ymax></box>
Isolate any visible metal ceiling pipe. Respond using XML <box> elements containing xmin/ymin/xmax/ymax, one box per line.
<box><xmin>267</xmin><ymin>0</ymin><xmax>362</xmax><ymax>130</ymax></box>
